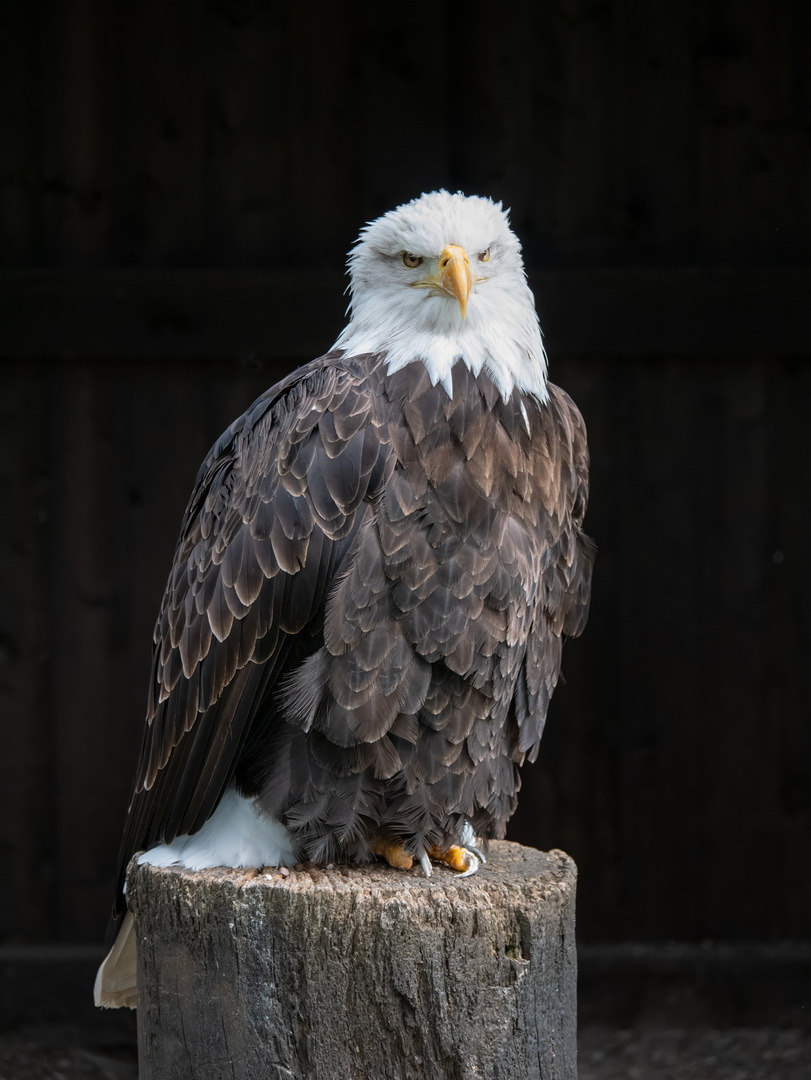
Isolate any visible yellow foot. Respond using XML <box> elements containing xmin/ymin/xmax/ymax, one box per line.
<box><xmin>427</xmin><ymin>844</ymin><xmax>472</xmax><ymax>873</ymax></box>
<box><xmin>426</xmin><ymin>823</ymin><xmax>486</xmax><ymax>878</ymax></box>
<box><xmin>370</xmin><ymin>836</ymin><xmax>414</xmax><ymax>871</ymax></box>
<box><xmin>371</xmin><ymin>825</ymin><xmax>486</xmax><ymax>879</ymax></box>
<box><xmin>427</xmin><ymin>843</ymin><xmax>482</xmax><ymax>877</ymax></box>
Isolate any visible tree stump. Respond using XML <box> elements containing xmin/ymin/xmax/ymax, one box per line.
<box><xmin>127</xmin><ymin>841</ymin><xmax>577</xmax><ymax>1080</ymax></box>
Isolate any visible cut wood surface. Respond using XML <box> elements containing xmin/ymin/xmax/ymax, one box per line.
<box><xmin>128</xmin><ymin>841</ymin><xmax>577</xmax><ymax>1080</ymax></box>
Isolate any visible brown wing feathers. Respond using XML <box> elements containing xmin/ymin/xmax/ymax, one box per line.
<box><xmin>113</xmin><ymin>352</ymin><xmax>592</xmax><ymax>923</ymax></box>
<box><xmin>511</xmin><ymin>384</ymin><xmax>595</xmax><ymax>765</ymax></box>
<box><xmin>112</xmin><ymin>355</ymin><xmax>391</xmax><ymax>924</ymax></box>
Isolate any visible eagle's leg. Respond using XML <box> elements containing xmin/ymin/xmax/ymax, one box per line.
<box><xmin>369</xmin><ymin>836</ymin><xmax>414</xmax><ymax>871</ymax></box>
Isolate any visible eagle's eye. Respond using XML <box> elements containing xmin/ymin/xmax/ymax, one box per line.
<box><xmin>479</xmin><ymin>248</ymin><xmax>491</xmax><ymax>262</ymax></box>
<box><xmin>402</xmin><ymin>252</ymin><xmax>423</xmax><ymax>269</ymax></box>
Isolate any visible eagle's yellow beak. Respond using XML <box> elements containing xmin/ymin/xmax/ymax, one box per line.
<box><xmin>438</xmin><ymin>245</ymin><xmax>472</xmax><ymax>319</ymax></box>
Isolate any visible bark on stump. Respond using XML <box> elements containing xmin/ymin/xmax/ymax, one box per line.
<box><xmin>127</xmin><ymin>841</ymin><xmax>577</xmax><ymax>1080</ymax></box>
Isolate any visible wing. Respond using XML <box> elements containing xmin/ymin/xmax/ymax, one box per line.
<box><xmin>512</xmin><ymin>383</ymin><xmax>595</xmax><ymax>763</ymax></box>
<box><xmin>110</xmin><ymin>351</ymin><xmax>392</xmax><ymax>927</ymax></box>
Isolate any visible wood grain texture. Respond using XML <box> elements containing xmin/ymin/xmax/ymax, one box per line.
<box><xmin>129</xmin><ymin>842</ymin><xmax>577</xmax><ymax>1080</ymax></box>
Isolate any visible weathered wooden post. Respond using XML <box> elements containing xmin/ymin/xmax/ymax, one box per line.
<box><xmin>128</xmin><ymin>841</ymin><xmax>577</xmax><ymax>1080</ymax></box>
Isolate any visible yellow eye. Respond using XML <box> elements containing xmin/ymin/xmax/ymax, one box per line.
<box><xmin>479</xmin><ymin>248</ymin><xmax>491</xmax><ymax>262</ymax></box>
<box><xmin>402</xmin><ymin>252</ymin><xmax>423</xmax><ymax>268</ymax></box>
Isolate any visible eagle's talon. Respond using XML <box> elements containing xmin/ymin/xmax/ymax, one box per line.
<box><xmin>419</xmin><ymin>851</ymin><xmax>433</xmax><ymax>878</ymax></box>
<box><xmin>456</xmin><ymin>850</ymin><xmax>481</xmax><ymax>878</ymax></box>
<box><xmin>459</xmin><ymin>822</ymin><xmax>486</xmax><ymax>863</ymax></box>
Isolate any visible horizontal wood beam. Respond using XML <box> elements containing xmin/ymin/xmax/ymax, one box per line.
<box><xmin>1</xmin><ymin>267</ymin><xmax>809</xmax><ymax>360</ymax></box>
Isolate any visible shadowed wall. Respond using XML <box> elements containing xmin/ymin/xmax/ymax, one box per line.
<box><xmin>1</xmin><ymin>0</ymin><xmax>809</xmax><ymax>945</ymax></box>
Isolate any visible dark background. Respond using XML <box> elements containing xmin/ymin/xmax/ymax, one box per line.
<box><xmin>2</xmin><ymin>0</ymin><xmax>809</xmax><ymax>960</ymax></box>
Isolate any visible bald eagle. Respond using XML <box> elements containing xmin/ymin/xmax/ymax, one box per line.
<box><xmin>95</xmin><ymin>191</ymin><xmax>593</xmax><ymax>1008</ymax></box>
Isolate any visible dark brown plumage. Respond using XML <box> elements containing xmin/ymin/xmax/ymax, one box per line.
<box><xmin>111</xmin><ymin>347</ymin><xmax>593</xmax><ymax>929</ymax></box>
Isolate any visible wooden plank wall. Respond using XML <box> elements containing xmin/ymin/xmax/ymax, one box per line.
<box><xmin>1</xmin><ymin>0</ymin><xmax>809</xmax><ymax>945</ymax></box>
<box><xmin>511</xmin><ymin>353</ymin><xmax>811</xmax><ymax>942</ymax></box>
<box><xmin>2</xmin><ymin>0</ymin><xmax>809</xmax><ymax>269</ymax></box>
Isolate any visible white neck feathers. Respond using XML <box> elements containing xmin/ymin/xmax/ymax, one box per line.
<box><xmin>334</xmin><ymin>276</ymin><xmax>549</xmax><ymax>403</ymax></box>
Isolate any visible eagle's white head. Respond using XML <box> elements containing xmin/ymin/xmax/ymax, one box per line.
<box><xmin>333</xmin><ymin>190</ymin><xmax>549</xmax><ymax>402</ymax></box>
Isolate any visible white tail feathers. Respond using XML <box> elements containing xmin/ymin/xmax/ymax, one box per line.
<box><xmin>137</xmin><ymin>787</ymin><xmax>295</xmax><ymax>871</ymax></box>
<box><xmin>94</xmin><ymin>911</ymin><xmax>137</xmax><ymax>1009</ymax></box>
<box><xmin>95</xmin><ymin>789</ymin><xmax>294</xmax><ymax>1009</ymax></box>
